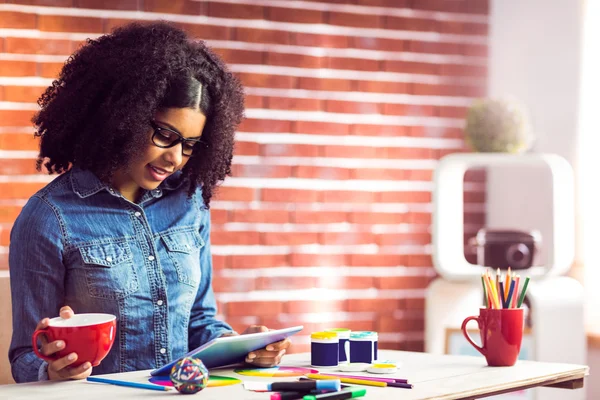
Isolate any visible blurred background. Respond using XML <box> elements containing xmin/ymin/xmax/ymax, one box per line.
<box><xmin>0</xmin><ymin>0</ymin><xmax>598</xmax><ymax>398</ymax></box>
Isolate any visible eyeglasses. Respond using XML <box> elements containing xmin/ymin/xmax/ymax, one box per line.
<box><xmin>150</xmin><ymin>121</ymin><xmax>208</xmax><ymax>157</ymax></box>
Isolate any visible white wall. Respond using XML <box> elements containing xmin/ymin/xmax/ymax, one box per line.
<box><xmin>488</xmin><ymin>0</ymin><xmax>590</xmax><ymax>399</ymax></box>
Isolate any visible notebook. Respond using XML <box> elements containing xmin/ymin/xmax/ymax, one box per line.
<box><xmin>150</xmin><ymin>325</ymin><xmax>304</xmax><ymax>376</ymax></box>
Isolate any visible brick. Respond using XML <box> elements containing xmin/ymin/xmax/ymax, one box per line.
<box><xmin>464</xmin><ymin>43</ymin><xmax>488</xmax><ymax>57</ymax></box>
<box><xmin>438</xmin><ymin>20</ymin><xmax>464</xmax><ymax>34</ymax></box>
<box><xmin>0</xmin><ymin>133</ymin><xmax>38</xmax><ymax>151</ymax></box>
<box><xmin>212</xmin><ymin>276</ymin><xmax>256</xmax><ymax>292</ymax></box>
<box><xmin>285</xmin><ymin>300</ymin><xmax>347</xmax><ymax>313</ymax></box>
<box><xmin>412</xmin><ymin>83</ymin><xmax>461</xmax><ymax>97</ymax></box>
<box><xmin>39</xmin><ymin>62</ymin><xmax>64</xmax><ymax>79</ymax></box>
<box><xmin>464</xmin><ymin>191</ymin><xmax>485</xmax><ymax>203</ymax></box>
<box><xmin>385</xmin><ymin>16</ymin><xmax>437</xmax><ymax>32</ymax></box>
<box><xmin>230</xmin><ymin>254</ymin><xmax>288</xmax><ymax>268</ymax></box>
<box><xmin>377</xmin><ymin>147</ymin><xmax>434</xmax><ymax>159</ymax></box>
<box><xmin>351</xmin><ymin>124</ymin><xmax>409</xmax><ymax>136</ymax></box>
<box><xmin>292</xmin><ymin>33</ymin><xmax>349</xmax><ymax>48</ymax></box>
<box><xmin>376</xmin><ymin>233</ymin><xmax>431</xmax><ymax>247</ymax></box>
<box><xmin>224</xmin><ymin>316</ymin><xmax>261</xmax><ymax>334</ymax></box>
<box><xmin>211</xmin><ymin>231</ymin><xmax>260</xmax><ymax>245</ymax></box>
<box><xmin>142</xmin><ymin>0</ymin><xmax>202</xmax><ymax>14</ymax></box>
<box><xmin>212</xmin><ymin>255</ymin><xmax>228</xmax><ymax>270</ymax></box>
<box><xmin>0</xmin><ymin>61</ymin><xmax>36</xmax><ymax>77</ymax></box>
<box><xmin>233</xmin><ymin>141</ymin><xmax>260</xmax><ymax>156</ymax></box>
<box><xmin>322</xmin><ymin>191</ymin><xmax>377</xmax><ymax>204</ymax></box>
<box><xmin>6</xmin><ymin>0</ymin><xmax>72</xmax><ymax>6</ymax></box>
<box><xmin>38</xmin><ymin>15</ymin><xmax>103</xmax><ymax>33</ymax></box>
<box><xmin>464</xmin><ymin>23</ymin><xmax>489</xmax><ymax>36</ymax></box>
<box><xmin>213</xmin><ymin>186</ymin><xmax>256</xmax><ymax>202</ymax></box>
<box><xmin>325</xmin><ymin>100</ymin><xmax>380</xmax><ymax>114</ymax></box>
<box><xmin>320</xmin><ymin>232</ymin><xmax>376</xmax><ymax>245</ymax></box>
<box><xmin>261</xmin><ymin>232</ymin><xmax>319</xmax><ymax>246</ymax></box>
<box><xmin>5</xmin><ymin>38</ymin><xmax>71</xmax><ymax>55</ymax></box>
<box><xmin>0</xmin><ymin>110</ymin><xmax>35</xmax><ymax>127</ymax></box>
<box><xmin>265</xmin><ymin>97</ymin><xmax>323</xmax><ymax>112</ymax></box>
<box><xmin>349</xmin><ymin>212</ymin><xmax>405</xmax><ymax>224</ymax></box>
<box><xmin>408</xmin><ymin>169</ymin><xmax>433</xmax><ymax>181</ymax></box>
<box><xmin>348</xmin><ymin>298</ymin><xmax>403</xmax><ymax>312</ymax></box>
<box><xmin>0</xmin><ymin>182</ymin><xmax>46</xmax><ymax>200</ymax></box>
<box><xmin>231</xmin><ymin>164</ymin><xmax>292</xmax><ymax>178</ymax></box>
<box><xmin>374</xmin><ymin>276</ymin><xmax>429</xmax><ymax>290</ymax></box>
<box><xmin>323</xmin><ymin>145</ymin><xmax>377</xmax><ymax>159</ymax></box>
<box><xmin>74</xmin><ymin>0</ymin><xmax>137</xmax><ymax>10</ymax></box>
<box><xmin>383</xmin><ymin>103</ymin><xmax>436</xmax><ymax>117</ymax></box>
<box><xmin>297</xmin><ymin>77</ymin><xmax>353</xmax><ymax>91</ymax></box>
<box><xmin>378</xmin><ymin>191</ymin><xmax>431</xmax><ymax>203</ymax></box>
<box><xmin>294</xmin><ymin>121</ymin><xmax>350</xmax><ymax>135</ymax></box>
<box><xmin>439</xmin><ymin>106</ymin><xmax>468</xmax><ymax>119</ymax></box>
<box><xmin>384</xmin><ymin>60</ymin><xmax>439</xmax><ymax>75</ymax></box>
<box><xmin>173</xmin><ymin>22</ymin><xmax>231</xmax><ymax>41</ymax></box>
<box><xmin>356</xmin><ymin>0</ymin><xmax>410</xmax><ymax>6</ymax></box>
<box><xmin>266</xmin><ymin>52</ymin><xmax>326</xmax><ymax>69</ymax></box>
<box><xmin>208</xmin><ymin>3</ymin><xmax>265</xmax><ymax>19</ymax></box>
<box><xmin>227</xmin><ymin>301</ymin><xmax>284</xmax><ymax>317</ymax></box>
<box><xmin>327</xmin><ymin>57</ymin><xmax>379</xmax><ymax>71</ymax></box>
<box><xmin>328</xmin><ymin>11</ymin><xmax>382</xmax><ymax>29</ymax></box>
<box><xmin>0</xmin><ymin>227</ymin><xmax>11</xmax><ymax>246</ymax></box>
<box><xmin>464</xmin><ymin>211</ymin><xmax>485</xmax><ymax>225</ymax></box>
<box><xmin>412</xmin><ymin>0</ymin><xmax>466</xmax><ymax>13</ymax></box>
<box><xmin>0</xmin><ymin>12</ymin><xmax>37</xmax><ymax>29</ymax></box>
<box><xmin>231</xmin><ymin>209</ymin><xmax>290</xmax><ymax>224</ymax></box>
<box><xmin>440</xmin><ymin>63</ymin><xmax>487</xmax><ymax>78</ymax></box>
<box><xmin>406</xmin><ymin>255</ymin><xmax>432</xmax><ymax>267</ymax></box>
<box><xmin>293</xmin><ymin>166</ymin><xmax>350</xmax><ymax>180</ymax></box>
<box><xmin>352</xmin><ymin>37</ymin><xmax>403</xmax><ymax>52</ymax></box>
<box><xmin>377</xmin><ymin>316</ymin><xmax>425</xmax><ymax>333</ymax></box>
<box><xmin>244</xmin><ymin>95</ymin><xmax>264</xmax><ymax>109</ymax></box>
<box><xmin>0</xmin><ymin>205</ymin><xmax>23</xmax><ymax>224</ymax></box>
<box><xmin>349</xmin><ymin>254</ymin><xmax>405</xmax><ymax>267</ymax></box>
<box><xmin>407</xmin><ymin>212</ymin><xmax>431</xmax><ymax>224</ymax></box>
<box><xmin>0</xmin><ymin>159</ymin><xmax>38</xmax><ymax>175</ymax></box>
<box><xmin>233</xmin><ymin>28</ymin><xmax>291</xmax><ymax>45</ymax></box>
<box><xmin>351</xmin><ymin>168</ymin><xmax>408</xmax><ymax>180</ymax></box>
<box><xmin>290</xmin><ymin>253</ymin><xmax>347</xmax><ymax>267</ymax></box>
<box><xmin>239</xmin><ymin>118</ymin><xmax>293</xmax><ymax>132</ymax></box>
<box><xmin>261</xmin><ymin>189</ymin><xmax>320</xmax><ymax>203</ymax></box>
<box><xmin>321</xmin><ymin>276</ymin><xmax>375</xmax><ymax>290</ymax></box>
<box><xmin>237</xmin><ymin>72</ymin><xmax>295</xmax><ymax>89</ymax></box>
<box><xmin>292</xmin><ymin>211</ymin><xmax>348</xmax><ymax>224</ymax></box>
<box><xmin>210</xmin><ymin>209</ymin><xmax>228</xmax><ymax>224</ymax></box>
<box><xmin>267</xmin><ymin>7</ymin><xmax>324</xmax><ymax>24</ymax></box>
<box><xmin>357</xmin><ymin>80</ymin><xmax>409</xmax><ymax>94</ymax></box>
<box><xmin>405</xmin><ymin>297</ymin><xmax>425</xmax><ymax>310</ymax></box>
<box><xmin>257</xmin><ymin>276</ymin><xmax>317</xmax><ymax>291</ymax></box>
<box><xmin>4</xmin><ymin>86</ymin><xmax>44</xmax><ymax>103</ymax></box>
<box><xmin>261</xmin><ymin>144</ymin><xmax>319</xmax><ymax>158</ymax></box>
<box><xmin>215</xmin><ymin>48</ymin><xmax>264</xmax><ymax>65</ymax></box>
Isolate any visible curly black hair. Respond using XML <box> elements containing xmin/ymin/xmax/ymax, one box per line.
<box><xmin>33</xmin><ymin>21</ymin><xmax>245</xmax><ymax>207</ymax></box>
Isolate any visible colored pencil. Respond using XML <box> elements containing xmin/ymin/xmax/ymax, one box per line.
<box><xmin>499</xmin><ymin>281</ymin><xmax>506</xmax><ymax>309</ymax></box>
<box><xmin>481</xmin><ymin>274</ymin><xmax>488</xmax><ymax>307</ymax></box>
<box><xmin>517</xmin><ymin>276</ymin><xmax>530</xmax><ymax>308</ymax></box>
<box><xmin>87</xmin><ymin>376</ymin><xmax>171</xmax><ymax>391</ymax></box>
<box><xmin>505</xmin><ymin>279</ymin><xmax>516</xmax><ymax>308</ymax></box>
<box><xmin>306</xmin><ymin>374</ymin><xmax>386</xmax><ymax>388</ymax></box>
<box><xmin>317</xmin><ymin>373</ymin><xmax>408</xmax><ymax>384</ymax></box>
<box><xmin>512</xmin><ymin>275</ymin><xmax>520</xmax><ymax>308</ymax></box>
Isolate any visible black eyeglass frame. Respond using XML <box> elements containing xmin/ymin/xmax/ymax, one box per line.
<box><xmin>150</xmin><ymin>120</ymin><xmax>208</xmax><ymax>157</ymax></box>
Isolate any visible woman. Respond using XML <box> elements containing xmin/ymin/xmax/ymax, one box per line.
<box><xmin>8</xmin><ymin>21</ymin><xmax>290</xmax><ymax>383</ymax></box>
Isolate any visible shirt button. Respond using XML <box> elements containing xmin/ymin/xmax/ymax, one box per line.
<box><xmin>106</xmin><ymin>256</ymin><xmax>112</xmax><ymax>262</ymax></box>
<box><xmin>160</xmin><ymin>348</ymin><xmax>166</xmax><ymax>354</ymax></box>
<box><xmin>148</xmin><ymin>255</ymin><xmax>155</xmax><ymax>261</ymax></box>
<box><xmin>134</xmin><ymin>211</ymin><xmax>141</xmax><ymax>217</ymax></box>
<box><xmin>157</xmin><ymin>300</ymin><xmax>163</xmax><ymax>306</ymax></box>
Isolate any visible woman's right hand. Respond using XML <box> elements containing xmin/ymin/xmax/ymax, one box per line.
<box><xmin>36</xmin><ymin>306</ymin><xmax>93</xmax><ymax>381</ymax></box>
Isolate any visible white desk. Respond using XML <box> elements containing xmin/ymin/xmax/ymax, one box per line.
<box><xmin>0</xmin><ymin>350</ymin><xmax>588</xmax><ymax>400</ymax></box>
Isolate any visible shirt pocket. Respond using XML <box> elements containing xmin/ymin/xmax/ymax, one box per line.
<box><xmin>77</xmin><ymin>239</ymin><xmax>140</xmax><ymax>300</ymax></box>
<box><xmin>160</xmin><ymin>229</ymin><xmax>204</xmax><ymax>287</ymax></box>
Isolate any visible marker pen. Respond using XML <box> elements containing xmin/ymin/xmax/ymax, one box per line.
<box><xmin>303</xmin><ymin>387</ymin><xmax>367</xmax><ymax>400</ymax></box>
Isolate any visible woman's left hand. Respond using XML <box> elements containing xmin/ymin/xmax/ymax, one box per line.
<box><xmin>241</xmin><ymin>325</ymin><xmax>291</xmax><ymax>367</ymax></box>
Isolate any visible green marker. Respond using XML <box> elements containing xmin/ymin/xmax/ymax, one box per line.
<box><xmin>303</xmin><ymin>387</ymin><xmax>367</xmax><ymax>400</ymax></box>
<box><xmin>516</xmin><ymin>276</ymin><xmax>530</xmax><ymax>308</ymax></box>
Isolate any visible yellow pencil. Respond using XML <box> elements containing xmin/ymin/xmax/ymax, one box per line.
<box><xmin>306</xmin><ymin>373</ymin><xmax>387</xmax><ymax>387</ymax></box>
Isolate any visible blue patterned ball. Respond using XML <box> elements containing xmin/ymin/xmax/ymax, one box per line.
<box><xmin>169</xmin><ymin>357</ymin><xmax>209</xmax><ymax>394</ymax></box>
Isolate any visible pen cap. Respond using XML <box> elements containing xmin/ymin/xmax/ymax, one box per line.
<box><xmin>315</xmin><ymin>379</ymin><xmax>341</xmax><ymax>391</ymax></box>
<box><xmin>311</xmin><ymin>332</ymin><xmax>339</xmax><ymax>343</ymax></box>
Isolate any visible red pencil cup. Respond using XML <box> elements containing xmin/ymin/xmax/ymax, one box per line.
<box><xmin>461</xmin><ymin>308</ymin><xmax>524</xmax><ymax>367</ymax></box>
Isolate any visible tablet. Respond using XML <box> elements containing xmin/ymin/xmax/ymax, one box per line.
<box><xmin>150</xmin><ymin>325</ymin><xmax>304</xmax><ymax>376</ymax></box>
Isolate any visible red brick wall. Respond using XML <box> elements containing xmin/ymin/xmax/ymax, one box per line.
<box><xmin>0</xmin><ymin>0</ymin><xmax>488</xmax><ymax>353</ymax></box>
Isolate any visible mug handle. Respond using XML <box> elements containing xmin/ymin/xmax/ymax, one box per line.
<box><xmin>461</xmin><ymin>316</ymin><xmax>486</xmax><ymax>356</ymax></box>
<box><xmin>32</xmin><ymin>329</ymin><xmax>59</xmax><ymax>363</ymax></box>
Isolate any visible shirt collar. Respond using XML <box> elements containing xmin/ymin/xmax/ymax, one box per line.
<box><xmin>70</xmin><ymin>166</ymin><xmax>187</xmax><ymax>199</ymax></box>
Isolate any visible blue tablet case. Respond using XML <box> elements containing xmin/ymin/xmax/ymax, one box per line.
<box><xmin>150</xmin><ymin>325</ymin><xmax>304</xmax><ymax>376</ymax></box>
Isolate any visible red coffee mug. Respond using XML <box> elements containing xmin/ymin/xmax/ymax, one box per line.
<box><xmin>32</xmin><ymin>313</ymin><xmax>116</xmax><ymax>367</ymax></box>
<box><xmin>461</xmin><ymin>308</ymin><xmax>524</xmax><ymax>366</ymax></box>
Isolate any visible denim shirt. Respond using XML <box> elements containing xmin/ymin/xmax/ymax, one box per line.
<box><xmin>8</xmin><ymin>167</ymin><xmax>233</xmax><ymax>383</ymax></box>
